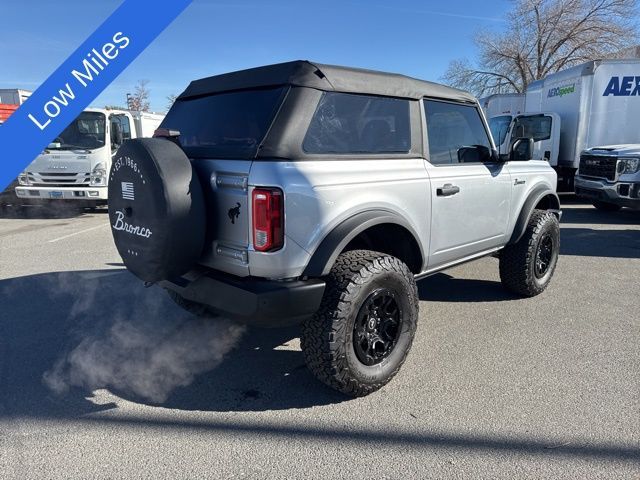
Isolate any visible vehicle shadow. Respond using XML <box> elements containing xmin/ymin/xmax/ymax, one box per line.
<box><xmin>0</xmin><ymin>269</ymin><xmax>345</xmax><ymax>420</ymax></box>
<box><xmin>560</xmin><ymin>227</ymin><xmax>640</xmax><ymax>258</ymax></box>
<box><xmin>417</xmin><ymin>272</ymin><xmax>518</xmax><ymax>303</ymax></box>
<box><xmin>560</xmin><ymin>204</ymin><xmax>640</xmax><ymax>226</ymax></box>
<box><xmin>0</xmin><ymin>204</ymin><xmax>106</xmax><ymax>220</ymax></box>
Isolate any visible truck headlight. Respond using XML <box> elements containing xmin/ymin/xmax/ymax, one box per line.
<box><xmin>617</xmin><ymin>158</ymin><xmax>640</xmax><ymax>175</ymax></box>
<box><xmin>18</xmin><ymin>173</ymin><xmax>30</xmax><ymax>186</ymax></box>
<box><xmin>90</xmin><ymin>163</ymin><xmax>107</xmax><ymax>186</ymax></box>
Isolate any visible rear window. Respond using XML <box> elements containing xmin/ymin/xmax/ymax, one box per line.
<box><xmin>161</xmin><ymin>87</ymin><xmax>286</xmax><ymax>159</ymax></box>
<box><xmin>303</xmin><ymin>92</ymin><xmax>411</xmax><ymax>154</ymax></box>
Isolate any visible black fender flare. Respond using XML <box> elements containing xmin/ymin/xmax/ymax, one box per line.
<box><xmin>508</xmin><ymin>185</ymin><xmax>561</xmax><ymax>244</ymax></box>
<box><xmin>303</xmin><ymin>210</ymin><xmax>424</xmax><ymax>277</ymax></box>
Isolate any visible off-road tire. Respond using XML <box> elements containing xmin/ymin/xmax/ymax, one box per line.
<box><xmin>499</xmin><ymin>209</ymin><xmax>560</xmax><ymax>297</ymax></box>
<box><xmin>166</xmin><ymin>289</ymin><xmax>217</xmax><ymax>318</ymax></box>
<box><xmin>301</xmin><ymin>250</ymin><xmax>419</xmax><ymax>397</ymax></box>
<box><xmin>592</xmin><ymin>200</ymin><xmax>622</xmax><ymax>212</ymax></box>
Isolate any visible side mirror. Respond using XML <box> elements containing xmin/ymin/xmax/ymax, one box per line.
<box><xmin>111</xmin><ymin>123</ymin><xmax>124</xmax><ymax>146</ymax></box>
<box><xmin>457</xmin><ymin>145</ymin><xmax>494</xmax><ymax>163</ymax></box>
<box><xmin>509</xmin><ymin>137</ymin><xmax>534</xmax><ymax>161</ymax></box>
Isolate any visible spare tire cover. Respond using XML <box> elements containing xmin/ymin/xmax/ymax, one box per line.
<box><xmin>108</xmin><ymin>138</ymin><xmax>206</xmax><ymax>283</ymax></box>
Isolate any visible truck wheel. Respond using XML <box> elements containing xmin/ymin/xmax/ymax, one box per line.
<box><xmin>166</xmin><ymin>290</ymin><xmax>217</xmax><ymax>318</ymax></box>
<box><xmin>301</xmin><ymin>250</ymin><xmax>419</xmax><ymax>397</ymax></box>
<box><xmin>499</xmin><ymin>210</ymin><xmax>560</xmax><ymax>297</ymax></box>
<box><xmin>592</xmin><ymin>200</ymin><xmax>622</xmax><ymax>212</ymax></box>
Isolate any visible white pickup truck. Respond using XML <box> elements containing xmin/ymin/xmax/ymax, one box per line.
<box><xmin>15</xmin><ymin>108</ymin><xmax>164</xmax><ymax>207</ymax></box>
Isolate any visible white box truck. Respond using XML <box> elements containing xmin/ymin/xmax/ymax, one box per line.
<box><xmin>14</xmin><ymin>108</ymin><xmax>164</xmax><ymax>207</ymax></box>
<box><xmin>479</xmin><ymin>93</ymin><xmax>525</xmax><ymax>119</ymax></box>
<box><xmin>489</xmin><ymin>59</ymin><xmax>640</xmax><ymax>193</ymax></box>
<box><xmin>480</xmin><ymin>94</ymin><xmax>528</xmax><ymax>158</ymax></box>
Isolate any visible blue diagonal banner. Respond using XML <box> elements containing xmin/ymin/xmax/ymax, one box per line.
<box><xmin>0</xmin><ymin>0</ymin><xmax>193</xmax><ymax>191</ymax></box>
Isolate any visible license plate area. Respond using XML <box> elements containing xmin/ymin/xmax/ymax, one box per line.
<box><xmin>576</xmin><ymin>187</ymin><xmax>602</xmax><ymax>199</ymax></box>
<box><xmin>49</xmin><ymin>191</ymin><xmax>63</xmax><ymax>199</ymax></box>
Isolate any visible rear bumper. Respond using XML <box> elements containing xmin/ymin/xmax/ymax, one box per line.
<box><xmin>160</xmin><ymin>269</ymin><xmax>326</xmax><ymax>327</ymax></box>
<box><xmin>575</xmin><ymin>176</ymin><xmax>640</xmax><ymax>209</ymax></box>
<box><xmin>15</xmin><ymin>185</ymin><xmax>108</xmax><ymax>202</ymax></box>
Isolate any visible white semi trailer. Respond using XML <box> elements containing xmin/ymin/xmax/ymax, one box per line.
<box><xmin>15</xmin><ymin>108</ymin><xmax>164</xmax><ymax>207</ymax></box>
<box><xmin>479</xmin><ymin>93</ymin><xmax>525</xmax><ymax>119</ymax></box>
<box><xmin>489</xmin><ymin>59</ymin><xmax>640</xmax><ymax>191</ymax></box>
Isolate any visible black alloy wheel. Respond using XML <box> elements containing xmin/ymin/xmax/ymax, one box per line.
<box><xmin>534</xmin><ymin>233</ymin><xmax>554</xmax><ymax>279</ymax></box>
<box><xmin>353</xmin><ymin>289</ymin><xmax>403</xmax><ymax>366</ymax></box>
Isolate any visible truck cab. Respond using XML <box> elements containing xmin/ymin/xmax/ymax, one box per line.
<box><xmin>14</xmin><ymin>108</ymin><xmax>164</xmax><ymax>207</ymax></box>
<box><xmin>490</xmin><ymin>112</ymin><xmax>561</xmax><ymax>165</ymax></box>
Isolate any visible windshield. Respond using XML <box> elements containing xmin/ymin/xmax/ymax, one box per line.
<box><xmin>160</xmin><ymin>87</ymin><xmax>287</xmax><ymax>159</ymax></box>
<box><xmin>489</xmin><ymin>115</ymin><xmax>512</xmax><ymax>147</ymax></box>
<box><xmin>48</xmin><ymin>111</ymin><xmax>106</xmax><ymax>150</ymax></box>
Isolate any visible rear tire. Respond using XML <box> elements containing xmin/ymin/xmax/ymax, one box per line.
<box><xmin>301</xmin><ymin>250</ymin><xmax>419</xmax><ymax>397</ymax></box>
<box><xmin>592</xmin><ymin>200</ymin><xmax>622</xmax><ymax>212</ymax></box>
<box><xmin>499</xmin><ymin>210</ymin><xmax>560</xmax><ymax>297</ymax></box>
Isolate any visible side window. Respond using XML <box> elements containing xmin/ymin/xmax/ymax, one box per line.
<box><xmin>110</xmin><ymin>115</ymin><xmax>132</xmax><ymax>148</ymax></box>
<box><xmin>512</xmin><ymin>115</ymin><xmax>552</xmax><ymax>141</ymax></box>
<box><xmin>303</xmin><ymin>92</ymin><xmax>411</xmax><ymax>154</ymax></box>
<box><xmin>118</xmin><ymin>115</ymin><xmax>132</xmax><ymax>140</ymax></box>
<box><xmin>424</xmin><ymin>100</ymin><xmax>492</xmax><ymax>165</ymax></box>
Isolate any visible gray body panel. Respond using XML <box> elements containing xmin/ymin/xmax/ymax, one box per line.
<box><xmin>194</xmin><ymin>155</ymin><xmax>557</xmax><ymax>279</ymax></box>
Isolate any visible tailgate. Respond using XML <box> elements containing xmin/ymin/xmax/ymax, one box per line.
<box><xmin>193</xmin><ymin>159</ymin><xmax>252</xmax><ymax>277</ymax></box>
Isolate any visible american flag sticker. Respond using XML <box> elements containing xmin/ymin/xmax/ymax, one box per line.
<box><xmin>121</xmin><ymin>181</ymin><xmax>135</xmax><ymax>201</ymax></box>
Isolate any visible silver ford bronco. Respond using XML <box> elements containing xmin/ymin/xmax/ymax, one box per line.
<box><xmin>108</xmin><ymin>61</ymin><xmax>561</xmax><ymax>396</ymax></box>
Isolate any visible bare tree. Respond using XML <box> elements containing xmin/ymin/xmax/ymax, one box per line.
<box><xmin>443</xmin><ymin>0</ymin><xmax>640</xmax><ymax>96</ymax></box>
<box><xmin>128</xmin><ymin>80</ymin><xmax>151</xmax><ymax>112</ymax></box>
<box><xmin>104</xmin><ymin>105</ymin><xmax>129</xmax><ymax>111</ymax></box>
<box><xmin>166</xmin><ymin>93</ymin><xmax>178</xmax><ymax>112</ymax></box>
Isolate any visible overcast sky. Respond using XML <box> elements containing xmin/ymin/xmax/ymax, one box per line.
<box><xmin>0</xmin><ymin>0</ymin><xmax>511</xmax><ymax>112</ymax></box>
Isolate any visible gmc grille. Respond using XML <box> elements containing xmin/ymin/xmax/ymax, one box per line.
<box><xmin>579</xmin><ymin>155</ymin><xmax>617</xmax><ymax>181</ymax></box>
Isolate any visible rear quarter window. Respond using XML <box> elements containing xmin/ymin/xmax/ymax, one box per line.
<box><xmin>303</xmin><ymin>92</ymin><xmax>411</xmax><ymax>154</ymax></box>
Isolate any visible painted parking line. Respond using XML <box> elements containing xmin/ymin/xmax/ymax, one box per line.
<box><xmin>47</xmin><ymin>223</ymin><xmax>108</xmax><ymax>243</ymax></box>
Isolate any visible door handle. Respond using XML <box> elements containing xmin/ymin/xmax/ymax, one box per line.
<box><xmin>437</xmin><ymin>184</ymin><xmax>460</xmax><ymax>197</ymax></box>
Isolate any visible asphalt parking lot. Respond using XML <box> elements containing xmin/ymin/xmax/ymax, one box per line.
<box><xmin>0</xmin><ymin>195</ymin><xmax>638</xmax><ymax>479</ymax></box>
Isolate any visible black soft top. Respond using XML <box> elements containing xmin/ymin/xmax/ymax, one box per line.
<box><xmin>179</xmin><ymin>60</ymin><xmax>476</xmax><ymax>103</ymax></box>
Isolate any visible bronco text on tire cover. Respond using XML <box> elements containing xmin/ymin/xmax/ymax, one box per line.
<box><xmin>108</xmin><ymin>138</ymin><xmax>206</xmax><ymax>283</ymax></box>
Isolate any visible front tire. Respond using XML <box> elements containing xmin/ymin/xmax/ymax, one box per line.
<box><xmin>301</xmin><ymin>250</ymin><xmax>419</xmax><ymax>397</ymax></box>
<box><xmin>499</xmin><ymin>210</ymin><xmax>560</xmax><ymax>297</ymax></box>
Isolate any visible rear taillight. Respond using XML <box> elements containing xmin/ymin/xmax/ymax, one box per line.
<box><xmin>252</xmin><ymin>188</ymin><xmax>284</xmax><ymax>252</ymax></box>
